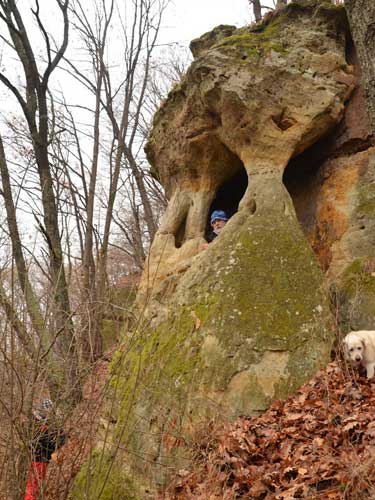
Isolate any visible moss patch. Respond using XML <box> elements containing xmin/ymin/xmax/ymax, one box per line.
<box><xmin>336</xmin><ymin>258</ymin><xmax>375</xmax><ymax>332</ymax></box>
<box><xmin>213</xmin><ymin>24</ymin><xmax>288</xmax><ymax>61</ymax></box>
<box><xmin>72</xmin><ymin>449</ymin><xmax>139</xmax><ymax>500</ymax></box>
<box><xmin>77</xmin><ymin>206</ymin><xmax>334</xmax><ymax>496</ymax></box>
<box><xmin>211</xmin><ymin>0</ymin><xmax>346</xmax><ymax>62</ymax></box>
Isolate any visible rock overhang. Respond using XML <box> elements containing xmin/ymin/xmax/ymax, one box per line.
<box><xmin>143</xmin><ymin>1</ymin><xmax>355</xmax><ymax>298</ymax></box>
<box><xmin>147</xmin><ymin>1</ymin><xmax>353</xmax><ymax>179</ymax></box>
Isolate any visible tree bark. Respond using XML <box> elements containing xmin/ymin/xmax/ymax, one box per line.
<box><xmin>345</xmin><ymin>0</ymin><xmax>375</xmax><ymax>134</ymax></box>
<box><xmin>250</xmin><ymin>0</ymin><xmax>262</xmax><ymax>22</ymax></box>
<box><xmin>0</xmin><ymin>135</ymin><xmax>48</xmax><ymax>351</ymax></box>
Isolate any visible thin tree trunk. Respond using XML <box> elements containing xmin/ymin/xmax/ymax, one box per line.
<box><xmin>345</xmin><ymin>0</ymin><xmax>375</xmax><ymax>134</ymax></box>
<box><xmin>251</xmin><ymin>0</ymin><xmax>262</xmax><ymax>22</ymax></box>
<box><xmin>80</xmin><ymin>59</ymin><xmax>103</xmax><ymax>362</ymax></box>
<box><xmin>0</xmin><ymin>135</ymin><xmax>47</xmax><ymax>350</ymax></box>
<box><xmin>34</xmin><ymin>133</ymin><xmax>75</xmax><ymax>354</ymax></box>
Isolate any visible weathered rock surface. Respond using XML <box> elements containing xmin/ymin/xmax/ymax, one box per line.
<box><xmin>142</xmin><ymin>0</ymin><xmax>354</xmax><ymax>299</ymax></box>
<box><xmin>189</xmin><ymin>24</ymin><xmax>236</xmax><ymax>58</ymax></box>
<box><xmin>72</xmin><ymin>2</ymin><xmax>375</xmax><ymax>498</ymax></box>
<box><xmin>283</xmin><ymin>42</ymin><xmax>375</xmax><ymax>331</ymax></box>
<box><xmin>290</xmin><ymin>146</ymin><xmax>375</xmax><ymax>332</ymax></box>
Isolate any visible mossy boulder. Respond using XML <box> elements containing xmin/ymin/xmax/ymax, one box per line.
<box><xmin>73</xmin><ymin>182</ymin><xmax>334</xmax><ymax>496</ymax></box>
<box><xmin>142</xmin><ymin>0</ymin><xmax>354</xmax><ymax>297</ymax></box>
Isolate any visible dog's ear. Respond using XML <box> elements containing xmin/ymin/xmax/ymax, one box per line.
<box><xmin>342</xmin><ymin>336</ymin><xmax>349</xmax><ymax>348</ymax></box>
<box><xmin>357</xmin><ymin>333</ymin><xmax>367</xmax><ymax>349</ymax></box>
<box><xmin>342</xmin><ymin>337</ymin><xmax>349</xmax><ymax>358</ymax></box>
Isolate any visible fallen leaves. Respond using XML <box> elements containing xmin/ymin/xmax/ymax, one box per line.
<box><xmin>160</xmin><ymin>362</ymin><xmax>375</xmax><ymax>499</ymax></box>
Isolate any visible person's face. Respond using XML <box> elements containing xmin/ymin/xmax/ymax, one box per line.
<box><xmin>211</xmin><ymin>218</ymin><xmax>227</xmax><ymax>233</ymax></box>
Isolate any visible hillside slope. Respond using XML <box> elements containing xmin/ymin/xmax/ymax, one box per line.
<box><xmin>161</xmin><ymin>360</ymin><xmax>375</xmax><ymax>499</ymax></box>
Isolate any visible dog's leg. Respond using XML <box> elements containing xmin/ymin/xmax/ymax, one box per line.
<box><xmin>366</xmin><ymin>363</ymin><xmax>375</xmax><ymax>379</ymax></box>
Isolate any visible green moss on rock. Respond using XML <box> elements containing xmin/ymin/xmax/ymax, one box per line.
<box><xmin>75</xmin><ymin>204</ymin><xmax>334</xmax><ymax>496</ymax></box>
<box><xmin>72</xmin><ymin>449</ymin><xmax>139</xmax><ymax>500</ymax></box>
<box><xmin>336</xmin><ymin>258</ymin><xmax>375</xmax><ymax>332</ymax></box>
<box><xmin>213</xmin><ymin>23</ymin><xmax>288</xmax><ymax>60</ymax></box>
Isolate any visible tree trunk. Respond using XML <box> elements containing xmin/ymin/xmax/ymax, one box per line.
<box><xmin>251</xmin><ymin>0</ymin><xmax>262</xmax><ymax>22</ymax></box>
<box><xmin>80</xmin><ymin>54</ymin><xmax>103</xmax><ymax>362</ymax></box>
<box><xmin>0</xmin><ymin>135</ymin><xmax>47</xmax><ymax>350</ymax></box>
<box><xmin>345</xmin><ymin>0</ymin><xmax>375</xmax><ymax>134</ymax></box>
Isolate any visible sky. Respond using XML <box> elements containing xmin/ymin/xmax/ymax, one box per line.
<box><xmin>0</xmin><ymin>0</ymin><xmax>270</xmax><ymax>245</ymax></box>
<box><xmin>162</xmin><ymin>0</ymin><xmax>252</xmax><ymax>49</ymax></box>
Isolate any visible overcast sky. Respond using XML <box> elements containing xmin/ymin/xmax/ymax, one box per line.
<box><xmin>162</xmin><ymin>0</ymin><xmax>252</xmax><ymax>49</ymax></box>
<box><xmin>0</xmin><ymin>0</ymin><xmax>272</xmax><ymax>245</ymax></box>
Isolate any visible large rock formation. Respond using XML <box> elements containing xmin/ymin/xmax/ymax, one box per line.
<box><xmin>141</xmin><ymin>0</ymin><xmax>354</xmax><ymax>300</ymax></box>
<box><xmin>73</xmin><ymin>1</ymin><xmax>375</xmax><ymax>497</ymax></box>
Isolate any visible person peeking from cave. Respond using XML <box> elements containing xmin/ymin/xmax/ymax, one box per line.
<box><xmin>24</xmin><ymin>399</ymin><xmax>65</xmax><ymax>500</ymax></box>
<box><xmin>207</xmin><ymin>210</ymin><xmax>229</xmax><ymax>243</ymax></box>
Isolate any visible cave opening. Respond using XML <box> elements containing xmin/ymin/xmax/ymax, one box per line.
<box><xmin>175</xmin><ymin>213</ymin><xmax>187</xmax><ymax>249</ymax></box>
<box><xmin>282</xmin><ymin>141</ymin><xmax>323</xmax><ymax>236</ymax></box>
<box><xmin>282</xmin><ymin>131</ymin><xmax>339</xmax><ymax>271</ymax></box>
<box><xmin>282</xmin><ymin>32</ymin><xmax>369</xmax><ymax>272</ymax></box>
<box><xmin>205</xmin><ymin>164</ymin><xmax>248</xmax><ymax>240</ymax></box>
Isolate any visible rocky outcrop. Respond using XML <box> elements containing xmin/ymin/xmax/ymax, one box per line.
<box><xmin>282</xmin><ymin>42</ymin><xmax>375</xmax><ymax>331</ymax></box>
<box><xmin>142</xmin><ymin>0</ymin><xmax>354</xmax><ymax>301</ymax></box>
<box><xmin>72</xmin><ymin>2</ymin><xmax>375</xmax><ymax>498</ymax></box>
<box><xmin>189</xmin><ymin>24</ymin><xmax>236</xmax><ymax>58</ymax></box>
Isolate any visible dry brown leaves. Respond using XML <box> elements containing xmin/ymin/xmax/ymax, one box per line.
<box><xmin>161</xmin><ymin>362</ymin><xmax>375</xmax><ymax>499</ymax></box>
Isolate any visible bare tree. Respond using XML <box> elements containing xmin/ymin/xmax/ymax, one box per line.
<box><xmin>43</xmin><ymin>0</ymin><xmax>170</xmax><ymax>360</ymax></box>
<box><xmin>248</xmin><ymin>0</ymin><xmax>279</xmax><ymax>21</ymax></box>
<box><xmin>249</xmin><ymin>0</ymin><xmax>263</xmax><ymax>21</ymax></box>
<box><xmin>0</xmin><ymin>0</ymin><xmax>80</xmax><ymax>400</ymax></box>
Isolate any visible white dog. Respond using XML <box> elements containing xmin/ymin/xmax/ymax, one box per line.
<box><xmin>343</xmin><ymin>330</ymin><xmax>375</xmax><ymax>379</ymax></box>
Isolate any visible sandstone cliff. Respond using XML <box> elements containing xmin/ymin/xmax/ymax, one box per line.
<box><xmin>73</xmin><ymin>2</ymin><xmax>375</xmax><ymax>497</ymax></box>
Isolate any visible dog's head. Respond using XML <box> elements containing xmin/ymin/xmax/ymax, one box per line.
<box><xmin>343</xmin><ymin>332</ymin><xmax>365</xmax><ymax>365</ymax></box>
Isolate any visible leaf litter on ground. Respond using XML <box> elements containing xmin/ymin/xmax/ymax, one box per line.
<box><xmin>160</xmin><ymin>362</ymin><xmax>375</xmax><ymax>499</ymax></box>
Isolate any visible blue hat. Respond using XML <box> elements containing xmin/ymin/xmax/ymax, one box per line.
<box><xmin>210</xmin><ymin>210</ymin><xmax>228</xmax><ymax>225</ymax></box>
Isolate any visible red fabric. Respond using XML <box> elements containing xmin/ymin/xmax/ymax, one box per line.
<box><xmin>24</xmin><ymin>461</ymin><xmax>47</xmax><ymax>500</ymax></box>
